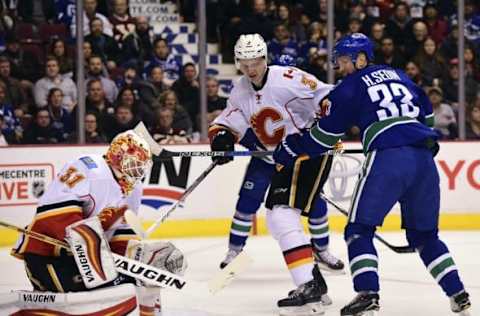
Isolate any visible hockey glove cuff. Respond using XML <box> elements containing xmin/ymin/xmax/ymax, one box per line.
<box><xmin>273</xmin><ymin>133</ymin><xmax>306</xmax><ymax>169</ymax></box>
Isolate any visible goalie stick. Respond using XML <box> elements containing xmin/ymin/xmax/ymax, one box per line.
<box><xmin>319</xmin><ymin>193</ymin><xmax>416</xmax><ymax>254</ymax></box>
<box><xmin>0</xmin><ymin>220</ymin><xmax>246</xmax><ymax>294</ymax></box>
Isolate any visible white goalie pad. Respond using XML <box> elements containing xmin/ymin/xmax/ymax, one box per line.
<box><xmin>0</xmin><ymin>284</ymin><xmax>139</xmax><ymax>315</ymax></box>
<box><xmin>65</xmin><ymin>217</ymin><xmax>118</xmax><ymax>288</ymax></box>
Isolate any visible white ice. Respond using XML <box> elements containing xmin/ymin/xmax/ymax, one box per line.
<box><xmin>1</xmin><ymin>232</ymin><xmax>479</xmax><ymax>316</ymax></box>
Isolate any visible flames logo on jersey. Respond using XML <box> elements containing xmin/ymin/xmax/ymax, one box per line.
<box><xmin>250</xmin><ymin>107</ymin><xmax>286</xmax><ymax>146</ymax></box>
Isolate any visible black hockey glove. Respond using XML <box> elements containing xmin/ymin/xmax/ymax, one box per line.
<box><xmin>210</xmin><ymin>129</ymin><xmax>235</xmax><ymax>165</ymax></box>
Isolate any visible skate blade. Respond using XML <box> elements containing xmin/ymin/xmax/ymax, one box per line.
<box><xmin>316</xmin><ymin>263</ymin><xmax>346</xmax><ymax>275</ymax></box>
<box><xmin>279</xmin><ymin>302</ymin><xmax>325</xmax><ymax>316</ymax></box>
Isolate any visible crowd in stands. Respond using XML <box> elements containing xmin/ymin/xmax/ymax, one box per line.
<box><xmin>0</xmin><ymin>0</ymin><xmax>479</xmax><ymax>147</ymax></box>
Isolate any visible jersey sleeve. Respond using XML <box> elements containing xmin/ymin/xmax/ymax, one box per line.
<box><xmin>283</xmin><ymin>67</ymin><xmax>334</xmax><ymax>113</ymax></box>
<box><xmin>209</xmin><ymin>93</ymin><xmax>250</xmax><ymax>141</ymax></box>
<box><xmin>299</xmin><ymin>85</ymin><xmax>357</xmax><ymax>156</ymax></box>
<box><xmin>13</xmin><ymin>159</ymin><xmax>91</xmax><ymax>258</ymax></box>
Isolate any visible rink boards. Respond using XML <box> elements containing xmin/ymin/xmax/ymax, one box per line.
<box><xmin>0</xmin><ymin>142</ymin><xmax>479</xmax><ymax>246</ymax></box>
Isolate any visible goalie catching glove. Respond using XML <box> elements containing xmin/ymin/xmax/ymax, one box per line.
<box><xmin>127</xmin><ymin>240</ymin><xmax>188</xmax><ymax>284</ymax></box>
<box><xmin>209</xmin><ymin>128</ymin><xmax>236</xmax><ymax>165</ymax></box>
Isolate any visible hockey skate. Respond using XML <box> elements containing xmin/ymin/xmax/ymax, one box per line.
<box><xmin>279</xmin><ymin>266</ymin><xmax>329</xmax><ymax>315</ymax></box>
<box><xmin>340</xmin><ymin>292</ymin><xmax>380</xmax><ymax>316</ymax></box>
<box><xmin>312</xmin><ymin>245</ymin><xmax>345</xmax><ymax>273</ymax></box>
<box><xmin>219</xmin><ymin>248</ymin><xmax>242</xmax><ymax>269</ymax></box>
<box><xmin>450</xmin><ymin>290</ymin><xmax>471</xmax><ymax>315</ymax></box>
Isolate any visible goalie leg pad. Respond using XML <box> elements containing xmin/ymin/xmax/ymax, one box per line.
<box><xmin>65</xmin><ymin>217</ymin><xmax>118</xmax><ymax>289</ymax></box>
<box><xmin>0</xmin><ymin>284</ymin><xmax>139</xmax><ymax>315</ymax></box>
<box><xmin>127</xmin><ymin>240</ymin><xmax>188</xmax><ymax>276</ymax></box>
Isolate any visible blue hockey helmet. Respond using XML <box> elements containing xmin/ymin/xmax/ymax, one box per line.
<box><xmin>332</xmin><ymin>33</ymin><xmax>374</xmax><ymax>67</ymax></box>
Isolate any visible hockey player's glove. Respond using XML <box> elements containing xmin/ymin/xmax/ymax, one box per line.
<box><xmin>273</xmin><ymin>133</ymin><xmax>306</xmax><ymax>170</ymax></box>
<box><xmin>210</xmin><ymin>129</ymin><xmax>235</xmax><ymax>165</ymax></box>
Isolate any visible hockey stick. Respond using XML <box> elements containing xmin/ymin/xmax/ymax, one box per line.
<box><xmin>125</xmin><ymin>160</ymin><xmax>218</xmax><ymax>239</ymax></box>
<box><xmin>319</xmin><ymin>193</ymin><xmax>416</xmax><ymax>254</ymax></box>
<box><xmin>0</xmin><ymin>220</ymin><xmax>245</xmax><ymax>294</ymax></box>
<box><xmin>155</xmin><ymin>148</ymin><xmax>364</xmax><ymax>160</ymax></box>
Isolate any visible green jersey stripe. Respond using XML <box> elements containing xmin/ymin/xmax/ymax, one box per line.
<box><xmin>310</xmin><ymin>125</ymin><xmax>344</xmax><ymax>148</ymax></box>
<box><xmin>362</xmin><ymin>117</ymin><xmax>418</xmax><ymax>153</ymax></box>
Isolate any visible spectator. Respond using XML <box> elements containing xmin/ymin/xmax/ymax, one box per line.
<box><xmin>158</xmin><ymin>90</ymin><xmax>192</xmax><ymax>135</ymax></box>
<box><xmin>0</xmin><ymin>111</ymin><xmax>7</xmax><ymax>145</ymax></box>
<box><xmin>34</xmin><ymin>56</ymin><xmax>77</xmax><ymax>110</ymax></box>
<box><xmin>466</xmin><ymin>98</ymin><xmax>480</xmax><ymax>139</ymax></box>
<box><xmin>427</xmin><ymin>86</ymin><xmax>457</xmax><ymax>139</ymax></box>
<box><xmin>171</xmin><ymin>63</ymin><xmax>199</xmax><ymax>130</ymax></box>
<box><xmin>85</xmin><ymin>78</ymin><xmax>114</xmax><ymax>129</ymax></box>
<box><xmin>71</xmin><ymin>0</ymin><xmax>113</xmax><ymax>38</ymax></box>
<box><xmin>464</xmin><ymin>45</ymin><xmax>480</xmax><ymax>82</ymax></box>
<box><xmin>121</xmin><ymin>16</ymin><xmax>154</xmax><ymax>69</ymax></box>
<box><xmin>385</xmin><ymin>2</ymin><xmax>414</xmax><ymax>52</ymax></box>
<box><xmin>423</xmin><ymin>2</ymin><xmax>449</xmax><ymax>45</ymax></box>
<box><xmin>275</xmin><ymin>3</ymin><xmax>306</xmax><ymax>42</ymax></box>
<box><xmin>240</xmin><ymin>0</ymin><xmax>275</xmax><ymax>41</ymax></box>
<box><xmin>298</xmin><ymin>22</ymin><xmax>327</xmax><ymax>67</ymax></box>
<box><xmin>442</xmin><ymin>58</ymin><xmax>479</xmax><ymax>105</ymax></box>
<box><xmin>268</xmin><ymin>23</ymin><xmax>299</xmax><ymax>65</ymax></box>
<box><xmin>85</xmin><ymin>17</ymin><xmax>120</xmax><ymax>70</ymax></box>
<box><xmin>347</xmin><ymin>16</ymin><xmax>363</xmax><ymax>35</ymax></box>
<box><xmin>84</xmin><ymin>112</ymin><xmax>107</xmax><ymax>143</ymax></box>
<box><xmin>405</xmin><ymin>60</ymin><xmax>426</xmax><ymax>87</ymax></box>
<box><xmin>137</xmin><ymin>66</ymin><xmax>169</xmax><ymax>110</ymax></box>
<box><xmin>1</xmin><ymin>33</ymin><xmax>42</xmax><ymax>82</ymax></box>
<box><xmin>0</xmin><ymin>81</ymin><xmax>22</xmax><ymax>143</ymax></box>
<box><xmin>16</xmin><ymin>0</ymin><xmax>56</xmax><ymax>24</ymax></box>
<box><xmin>115</xmin><ymin>86</ymin><xmax>153</xmax><ymax>127</ymax></box>
<box><xmin>439</xmin><ymin>23</ymin><xmax>461</xmax><ymax>60</ymax></box>
<box><xmin>104</xmin><ymin>104</ymin><xmax>138</xmax><ymax>141</ymax></box>
<box><xmin>0</xmin><ymin>56</ymin><xmax>27</xmax><ymax>111</ymax></box>
<box><xmin>46</xmin><ymin>87</ymin><xmax>75</xmax><ymax>141</ymax></box>
<box><xmin>405</xmin><ymin>20</ymin><xmax>429</xmax><ymax>60</ymax></box>
<box><xmin>23</xmin><ymin>107</ymin><xmax>62</xmax><ymax>144</ymax></box>
<box><xmin>144</xmin><ymin>38</ymin><xmax>181</xmax><ymax>86</ymax></box>
<box><xmin>151</xmin><ymin>107</ymin><xmax>190</xmax><ymax>145</ymax></box>
<box><xmin>305</xmin><ymin>48</ymin><xmax>328</xmax><ymax>82</ymax></box>
<box><xmin>375</xmin><ymin>36</ymin><xmax>406</xmax><ymax>70</ymax></box>
<box><xmin>86</xmin><ymin>55</ymin><xmax>118</xmax><ymax>103</ymax></box>
<box><xmin>413</xmin><ymin>37</ymin><xmax>446</xmax><ymax>86</ymax></box>
<box><xmin>0</xmin><ymin>3</ymin><xmax>14</xmax><ymax>38</ymax></box>
<box><xmin>109</xmin><ymin>0</ymin><xmax>135</xmax><ymax>45</ymax></box>
<box><xmin>55</xmin><ymin>0</ymin><xmax>76</xmax><ymax>29</ymax></box>
<box><xmin>206</xmin><ymin>77</ymin><xmax>227</xmax><ymax>125</ymax></box>
<box><xmin>49</xmin><ymin>39</ymin><xmax>74</xmax><ymax>77</ymax></box>
<box><xmin>370</xmin><ymin>22</ymin><xmax>386</xmax><ymax>54</ymax></box>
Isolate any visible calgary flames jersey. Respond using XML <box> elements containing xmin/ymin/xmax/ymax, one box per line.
<box><xmin>210</xmin><ymin>65</ymin><xmax>333</xmax><ymax>150</ymax></box>
<box><xmin>12</xmin><ymin>154</ymin><xmax>142</xmax><ymax>259</ymax></box>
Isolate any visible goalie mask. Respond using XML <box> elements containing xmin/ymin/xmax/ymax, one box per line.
<box><xmin>106</xmin><ymin>130</ymin><xmax>152</xmax><ymax>194</ymax></box>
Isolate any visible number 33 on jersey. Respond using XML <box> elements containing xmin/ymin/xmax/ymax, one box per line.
<box><xmin>210</xmin><ymin>65</ymin><xmax>333</xmax><ymax>150</ymax></box>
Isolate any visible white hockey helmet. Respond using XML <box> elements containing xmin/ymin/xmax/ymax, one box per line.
<box><xmin>234</xmin><ymin>33</ymin><xmax>268</xmax><ymax>69</ymax></box>
<box><xmin>105</xmin><ymin>130</ymin><xmax>152</xmax><ymax>194</ymax></box>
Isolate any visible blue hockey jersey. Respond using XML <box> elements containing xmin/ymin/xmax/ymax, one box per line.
<box><xmin>302</xmin><ymin>65</ymin><xmax>438</xmax><ymax>155</ymax></box>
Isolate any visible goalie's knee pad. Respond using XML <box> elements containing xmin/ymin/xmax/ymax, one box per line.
<box><xmin>266</xmin><ymin>205</ymin><xmax>304</xmax><ymax>241</ymax></box>
<box><xmin>344</xmin><ymin>222</ymin><xmax>376</xmax><ymax>244</ymax></box>
<box><xmin>127</xmin><ymin>240</ymin><xmax>187</xmax><ymax>276</ymax></box>
<box><xmin>405</xmin><ymin>228</ymin><xmax>439</xmax><ymax>249</ymax></box>
<box><xmin>236</xmin><ymin>194</ymin><xmax>262</xmax><ymax>215</ymax></box>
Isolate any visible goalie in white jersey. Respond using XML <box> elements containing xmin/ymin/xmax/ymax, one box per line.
<box><xmin>209</xmin><ymin>34</ymin><xmax>335</xmax><ymax>315</ymax></box>
<box><xmin>11</xmin><ymin>130</ymin><xmax>186</xmax><ymax>315</ymax></box>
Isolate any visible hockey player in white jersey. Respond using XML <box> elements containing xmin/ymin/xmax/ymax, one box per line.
<box><xmin>11</xmin><ymin>130</ymin><xmax>187</xmax><ymax>315</ymax></box>
<box><xmin>209</xmin><ymin>34</ymin><xmax>334</xmax><ymax>315</ymax></box>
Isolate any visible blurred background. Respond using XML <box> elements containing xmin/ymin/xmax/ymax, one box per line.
<box><xmin>0</xmin><ymin>0</ymin><xmax>478</xmax><ymax>147</ymax></box>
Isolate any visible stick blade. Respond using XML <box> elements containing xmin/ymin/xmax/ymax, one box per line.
<box><xmin>208</xmin><ymin>252</ymin><xmax>253</xmax><ymax>294</ymax></box>
<box><xmin>124</xmin><ymin>210</ymin><xmax>146</xmax><ymax>239</ymax></box>
<box><xmin>133</xmin><ymin>121</ymin><xmax>162</xmax><ymax>156</ymax></box>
